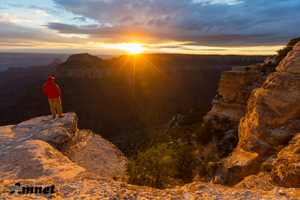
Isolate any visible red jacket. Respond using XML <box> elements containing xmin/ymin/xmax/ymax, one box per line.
<box><xmin>43</xmin><ymin>77</ymin><xmax>61</xmax><ymax>99</ymax></box>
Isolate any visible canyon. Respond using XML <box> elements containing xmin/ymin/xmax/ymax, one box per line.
<box><xmin>0</xmin><ymin>53</ymin><xmax>267</xmax><ymax>147</ymax></box>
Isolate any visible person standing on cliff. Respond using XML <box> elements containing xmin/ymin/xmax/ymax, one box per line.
<box><xmin>43</xmin><ymin>76</ymin><xmax>64</xmax><ymax>118</ymax></box>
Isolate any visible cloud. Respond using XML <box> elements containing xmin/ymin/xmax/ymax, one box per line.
<box><xmin>51</xmin><ymin>19</ymin><xmax>60</xmax><ymax>22</ymax></box>
<box><xmin>35</xmin><ymin>10</ymin><xmax>49</xmax><ymax>16</ymax></box>
<box><xmin>71</xmin><ymin>17</ymin><xmax>86</xmax><ymax>22</ymax></box>
<box><xmin>27</xmin><ymin>5</ymin><xmax>62</xmax><ymax>15</ymax></box>
<box><xmin>0</xmin><ymin>13</ymin><xmax>21</xmax><ymax>23</ymax></box>
<box><xmin>0</xmin><ymin>13</ymin><xmax>43</xmax><ymax>24</ymax></box>
<box><xmin>49</xmin><ymin>0</ymin><xmax>300</xmax><ymax>47</ymax></box>
<box><xmin>118</xmin><ymin>16</ymin><xmax>134</xmax><ymax>23</ymax></box>
<box><xmin>8</xmin><ymin>3</ymin><xmax>25</xmax><ymax>8</ymax></box>
<box><xmin>0</xmin><ymin>20</ymin><xmax>84</xmax><ymax>44</ymax></box>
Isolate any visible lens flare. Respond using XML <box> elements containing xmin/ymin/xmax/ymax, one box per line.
<box><xmin>119</xmin><ymin>43</ymin><xmax>143</xmax><ymax>54</ymax></box>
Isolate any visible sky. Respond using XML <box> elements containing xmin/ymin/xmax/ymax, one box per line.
<box><xmin>0</xmin><ymin>0</ymin><xmax>299</xmax><ymax>55</ymax></box>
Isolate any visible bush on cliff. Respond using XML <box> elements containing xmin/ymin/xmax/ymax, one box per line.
<box><xmin>125</xmin><ymin>143</ymin><xmax>196</xmax><ymax>189</ymax></box>
<box><xmin>125</xmin><ymin>143</ymin><xmax>180</xmax><ymax>189</ymax></box>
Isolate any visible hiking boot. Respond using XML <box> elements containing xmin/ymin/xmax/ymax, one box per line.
<box><xmin>59</xmin><ymin>115</ymin><xmax>65</xmax><ymax>118</ymax></box>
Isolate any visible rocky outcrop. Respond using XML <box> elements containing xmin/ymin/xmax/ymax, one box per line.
<box><xmin>276</xmin><ymin>44</ymin><xmax>300</xmax><ymax>73</ymax></box>
<box><xmin>265</xmin><ymin>56</ymin><xmax>277</xmax><ymax>64</ymax></box>
<box><xmin>0</xmin><ymin>112</ymin><xmax>127</xmax><ymax>180</ymax></box>
<box><xmin>205</xmin><ymin>66</ymin><xmax>268</xmax><ymax>124</ymax></box>
<box><xmin>222</xmin><ymin>41</ymin><xmax>300</xmax><ymax>184</ymax></box>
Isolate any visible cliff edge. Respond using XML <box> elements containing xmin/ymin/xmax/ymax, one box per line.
<box><xmin>0</xmin><ymin>112</ymin><xmax>127</xmax><ymax>180</ymax></box>
<box><xmin>218</xmin><ymin>41</ymin><xmax>300</xmax><ymax>187</ymax></box>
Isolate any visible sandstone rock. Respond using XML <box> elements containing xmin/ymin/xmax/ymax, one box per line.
<box><xmin>221</xmin><ymin>146</ymin><xmax>262</xmax><ymax>184</ymax></box>
<box><xmin>264</xmin><ymin>56</ymin><xmax>277</xmax><ymax>64</ymax></box>
<box><xmin>35</xmin><ymin>127</ymin><xmax>71</xmax><ymax>147</ymax></box>
<box><xmin>277</xmin><ymin>41</ymin><xmax>300</xmax><ymax>73</ymax></box>
<box><xmin>206</xmin><ymin>100</ymin><xmax>247</xmax><ymax>123</ymax></box>
<box><xmin>63</xmin><ymin>129</ymin><xmax>128</xmax><ymax>179</ymax></box>
<box><xmin>269</xmin><ymin>133</ymin><xmax>300</xmax><ymax>187</ymax></box>
<box><xmin>269</xmin><ymin>156</ymin><xmax>300</xmax><ymax>188</ymax></box>
<box><xmin>0</xmin><ymin>112</ymin><xmax>127</xmax><ymax>180</ymax></box>
<box><xmin>217</xmin><ymin>69</ymin><xmax>263</xmax><ymax>101</ymax></box>
<box><xmin>0</xmin><ymin>139</ymin><xmax>85</xmax><ymax>180</ymax></box>
<box><xmin>222</xmin><ymin>43</ymin><xmax>300</xmax><ymax>185</ymax></box>
<box><xmin>235</xmin><ymin>172</ymin><xmax>274</xmax><ymax>191</ymax></box>
<box><xmin>205</xmin><ymin>66</ymin><xmax>267</xmax><ymax>125</ymax></box>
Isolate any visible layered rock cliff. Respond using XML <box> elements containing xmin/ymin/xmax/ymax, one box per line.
<box><xmin>205</xmin><ymin>41</ymin><xmax>300</xmax><ymax>188</ymax></box>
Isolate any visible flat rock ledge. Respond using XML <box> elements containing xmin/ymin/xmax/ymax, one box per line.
<box><xmin>0</xmin><ymin>112</ymin><xmax>127</xmax><ymax>181</ymax></box>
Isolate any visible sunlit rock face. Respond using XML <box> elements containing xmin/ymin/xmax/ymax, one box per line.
<box><xmin>0</xmin><ymin>112</ymin><xmax>127</xmax><ymax>180</ymax></box>
<box><xmin>269</xmin><ymin>133</ymin><xmax>300</xmax><ymax>187</ymax></box>
<box><xmin>205</xmin><ymin>66</ymin><xmax>267</xmax><ymax>124</ymax></box>
<box><xmin>223</xmin><ymin>41</ymin><xmax>300</xmax><ymax>184</ymax></box>
<box><xmin>276</xmin><ymin>42</ymin><xmax>300</xmax><ymax>73</ymax></box>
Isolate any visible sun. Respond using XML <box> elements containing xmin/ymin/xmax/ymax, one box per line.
<box><xmin>119</xmin><ymin>43</ymin><xmax>144</xmax><ymax>54</ymax></box>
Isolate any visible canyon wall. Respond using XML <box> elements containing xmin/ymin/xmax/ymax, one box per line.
<box><xmin>205</xmin><ymin>42</ymin><xmax>300</xmax><ymax>187</ymax></box>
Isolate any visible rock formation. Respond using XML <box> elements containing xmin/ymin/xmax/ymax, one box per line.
<box><xmin>0</xmin><ymin>112</ymin><xmax>127</xmax><ymax>180</ymax></box>
<box><xmin>205</xmin><ymin>66</ymin><xmax>269</xmax><ymax>124</ymax></box>
<box><xmin>220</xmin><ymin>41</ymin><xmax>300</xmax><ymax>185</ymax></box>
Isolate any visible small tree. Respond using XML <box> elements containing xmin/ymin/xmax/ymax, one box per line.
<box><xmin>125</xmin><ymin>143</ymin><xmax>179</xmax><ymax>189</ymax></box>
<box><xmin>173</xmin><ymin>144</ymin><xmax>196</xmax><ymax>183</ymax></box>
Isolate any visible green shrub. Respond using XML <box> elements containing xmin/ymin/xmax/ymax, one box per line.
<box><xmin>125</xmin><ymin>143</ymin><xmax>180</xmax><ymax>189</ymax></box>
<box><xmin>195</xmin><ymin>119</ymin><xmax>215</xmax><ymax>144</ymax></box>
<box><xmin>173</xmin><ymin>144</ymin><xmax>196</xmax><ymax>183</ymax></box>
